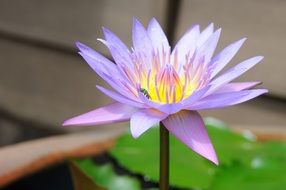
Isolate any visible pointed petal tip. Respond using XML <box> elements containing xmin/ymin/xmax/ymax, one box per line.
<box><xmin>149</xmin><ymin>17</ymin><xmax>158</xmax><ymax>23</ymax></box>
<box><xmin>192</xmin><ymin>24</ymin><xmax>200</xmax><ymax>31</ymax></box>
<box><xmin>215</xmin><ymin>28</ymin><xmax>222</xmax><ymax>34</ymax></box>
<box><xmin>130</xmin><ymin>126</ymin><xmax>141</xmax><ymax>139</ymax></box>
<box><xmin>204</xmin><ymin>22</ymin><xmax>214</xmax><ymax>30</ymax></box>
<box><xmin>62</xmin><ymin>118</ymin><xmax>79</xmax><ymax>127</ymax></box>
<box><xmin>62</xmin><ymin>120</ymin><xmax>70</xmax><ymax>127</ymax></box>
<box><xmin>241</xmin><ymin>37</ymin><xmax>247</xmax><ymax>42</ymax></box>
<box><xmin>101</xmin><ymin>26</ymin><xmax>107</xmax><ymax>31</ymax></box>
<box><xmin>185</xmin><ymin>24</ymin><xmax>200</xmax><ymax>34</ymax></box>
<box><xmin>132</xmin><ymin>17</ymin><xmax>140</xmax><ymax>25</ymax></box>
<box><xmin>195</xmin><ymin>144</ymin><xmax>219</xmax><ymax>165</ymax></box>
<box><xmin>236</xmin><ymin>37</ymin><xmax>247</xmax><ymax>45</ymax></box>
<box><xmin>62</xmin><ymin>114</ymin><xmax>96</xmax><ymax>127</ymax></box>
<box><xmin>198</xmin><ymin>146</ymin><xmax>219</xmax><ymax>165</ymax></box>
<box><xmin>232</xmin><ymin>37</ymin><xmax>247</xmax><ymax>49</ymax></box>
<box><xmin>203</xmin><ymin>152</ymin><xmax>219</xmax><ymax>165</ymax></box>
<box><xmin>260</xmin><ymin>89</ymin><xmax>269</xmax><ymax>94</ymax></box>
<box><xmin>212</xmin><ymin>157</ymin><xmax>219</xmax><ymax>165</ymax></box>
<box><xmin>101</xmin><ymin>27</ymin><xmax>118</xmax><ymax>43</ymax></box>
<box><xmin>148</xmin><ymin>17</ymin><xmax>162</xmax><ymax>30</ymax></box>
<box><xmin>207</xmin><ymin>22</ymin><xmax>214</xmax><ymax>29</ymax></box>
<box><xmin>101</xmin><ymin>26</ymin><xmax>112</xmax><ymax>37</ymax></box>
<box><xmin>75</xmin><ymin>41</ymin><xmax>86</xmax><ymax>51</ymax></box>
<box><xmin>75</xmin><ymin>40</ymin><xmax>82</xmax><ymax>46</ymax></box>
<box><xmin>132</xmin><ymin>17</ymin><xmax>146</xmax><ymax>32</ymax></box>
<box><xmin>257</xmin><ymin>55</ymin><xmax>264</xmax><ymax>61</ymax></box>
<box><xmin>250</xmin><ymin>56</ymin><xmax>264</xmax><ymax>65</ymax></box>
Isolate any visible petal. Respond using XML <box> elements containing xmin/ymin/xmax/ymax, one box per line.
<box><xmin>194</xmin><ymin>28</ymin><xmax>221</xmax><ymax>67</ymax></box>
<box><xmin>210</xmin><ymin>38</ymin><xmax>246</xmax><ymax>79</ymax></box>
<box><xmin>188</xmin><ymin>89</ymin><xmax>268</xmax><ymax>110</ymax></box>
<box><xmin>196</xmin><ymin>23</ymin><xmax>214</xmax><ymax>48</ymax></box>
<box><xmin>130</xmin><ymin>109</ymin><xmax>167</xmax><ymax>138</ymax></box>
<box><xmin>96</xmin><ymin>85</ymin><xmax>146</xmax><ymax>108</ymax></box>
<box><xmin>76</xmin><ymin>43</ymin><xmax>134</xmax><ymax>99</ymax></box>
<box><xmin>76</xmin><ymin>42</ymin><xmax>119</xmax><ymax>75</ymax></box>
<box><xmin>63</xmin><ymin>102</ymin><xmax>137</xmax><ymax>127</ymax></box>
<box><xmin>162</xmin><ymin>110</ymin><xmax>218</xmax><ymax>165</ymax></box>
<box><xmin>206</xmin><ymin>56</ymin><xmax>264</xmax><ymax>96</ymax></box>
<box><xmin>147</xmin><ymin>18</ymin><xmax>169</xmax><ymax>52</ymax></box>
<box><xmin>172</xmin><ymin>25</ymin><xmax>200</xmax><ymax>66</ymax></box>
<box><xmin>98</xmin><ymin>71</ymin><xmax>138</xmax><ymax>101</ymax></box>
<box><xmin>214</xmin><ymin>82</ymin><xmax>261</xmax><ymax>94</ymax></box>
<box><xmin>101</xmin><ymin>27</ymin><xmax>133</xmax><ymax>67</ymax></box>
<box><xmin>102</xmin><ymin>27</ymin><xmax>130</xmax><ymax>55</ymax></box>
<box><xmin>132</xmin><ymin>17</ymin><xmax>153</xmax><ymax>57</ymax></box>
<box><xmin>138</xmin><ymin>92</ymin><xmax>183</xmax><ymax>114</ymax></box>
<box><xmin>181</xmin><ymin>85</ymin><xmax>211</xmax><ymax>107</ymax></box>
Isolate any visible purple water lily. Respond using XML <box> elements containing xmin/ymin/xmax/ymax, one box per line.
<box><xmin>63</xmin><ymin>18</ymin><xmax>267</xmax><ymax>165</ymax></box>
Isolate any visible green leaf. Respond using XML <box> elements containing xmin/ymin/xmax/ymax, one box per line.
<box><xmin>109</xmin><ymin>117</ymin><xmax>286</xmax><ymax>189</ymax></box>
<box><xmin>204</xmin><ymin>117</ymin><xmax>258</xmax><ymax>165</ymax></box>
<box><xmin>70</xmin><ymin>159</ymin><xmax>141</xmax><ymax>190</ymax></box>
<box><xmin>109</xmin><ymin>121</ymin><xmax>220</xmax><ymax>189</ymax></box>
<box><xmin>211</xmin><ymin>157</ymin><xmax>286</xmax><ymax>190</ymax></box>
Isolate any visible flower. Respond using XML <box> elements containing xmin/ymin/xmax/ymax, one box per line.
<box><xmin>63</xmin><ymin>18</ymin><xmax>267</xmax><ymax>165</ymax></box>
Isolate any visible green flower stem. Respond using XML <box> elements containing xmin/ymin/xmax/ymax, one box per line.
<box><xmin>160</xmin><ymin>122</ymin><xmax>169</xmax><ymax>190</ymax></box>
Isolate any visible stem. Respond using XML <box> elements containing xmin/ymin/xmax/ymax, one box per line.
<box><xmin>159</xmin><ymin>122</ymin><xmax>169</xmax><ymax>190</ymax></box>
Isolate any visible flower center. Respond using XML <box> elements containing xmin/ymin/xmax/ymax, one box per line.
<box><xmin>140</xmin><ymin>64</ymin><xmax>198</xmax><ymax>103</ymax></box>
<box><xmin>120</xmin><ymin>48</ymin><xmax>209</xmax><ymax>104</ymax></box>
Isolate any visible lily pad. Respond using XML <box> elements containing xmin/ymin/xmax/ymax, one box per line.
<box><xmin>109</xmin><ymin>117</ymin><xmax>286</xmax><ymax>189</ymax></box>
<box><xmin>211</xmin><ymin>157</ymin><xmax>286</xmax><ymax>190</ymax></box>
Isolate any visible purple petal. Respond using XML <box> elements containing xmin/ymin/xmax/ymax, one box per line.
<box><xmin>188</xmin><ymin>89</ymin><xmax>268</xmax><ymax>110</ymax></box>
<box><xmin>172</xmin><ymin>25</ymin><xmax>200</xmax><ymax>66</ymax></box>
<box><xmin>214</xmin><ymin>82</ymin><xmax>261</xmax><ymax>94</ymax></box>
<box><xmin>210</xmin><ymin>38</ymin><xmax>246</xmax><ymax>79</ymax></box>
<box><xmin>98</xmin><ymin>71</ymin><xmax>138</xmax><ymax>101</ymax></box>
<box><xmin>101</xmin><ymin>27</ymin><xmax>133</xmax><ymax>67</ymax></box>
<box><xmin>63</xmin><ymin>102</ymin><xmax>137</xmax><ymax>127</ymax></box>
<box><xmin>130</xmin><ymin>109</ymin><xmax>167</xmax><ymax>138</ymax></box>
<box><xmin>138</xmin><ymin>92</ymin><xmax>183</xmax><ymax>114</ymax></box>
<box><xmin>96</xmin><ymin>85</ymin><xmax>146</xmax><ymax>108</ymax></box>
<box><xmin>196</xmin><ymin>23</ymin><xmax>214</xmax><ymax>48</ymax></box>
<box><xmin>147</xmin><ymin>18</ymin><xmax>169</xmax><ymax>52</ymax></box>
<box><xmin>194</xmin><ymin>28</ymin><xmax>221</xmax><ymax>67</ymax></box>
<box><xmin>132</xmin><ymin>17</ymin><xmax>153</xmax><ymax>57</ymax></box>
<box><xmin>162</xmin><ymin>110</ymin><xmax>218</xmax><ymax>165</ymax></box>
<box><xmin>102</xmin><ymin>27</ymin><xmax>130</xmax><ymax>54</ymax></box>
<box><xmin>181</xmin><ymin>85</ymin><xmax>211</xmax><ymax>107</ymax></box>
<box><xmin>206</xmin><ymin>56</ymin><xmax>264</xmax><ymax>96</ymax></box>
<box><xmin>76</xmin><ymin>42</ymin><xmax>134</xmax><ymax>96</ymax></box>
<box><xmin>76</xmin><ymin>42</ymin><xmax>119</xmax><ymax>75</ymax></box>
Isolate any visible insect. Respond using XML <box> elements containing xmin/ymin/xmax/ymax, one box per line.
<box><xmin>140</xmin><ymin>88</ymin><xmax>151</xmax><ymax>99</ymax></box>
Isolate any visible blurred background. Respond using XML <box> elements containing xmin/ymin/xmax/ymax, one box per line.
<box><xmin>0</xmin><ymin>0</ymin><xmax>285</xmax><ymax>145</ymax></box>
